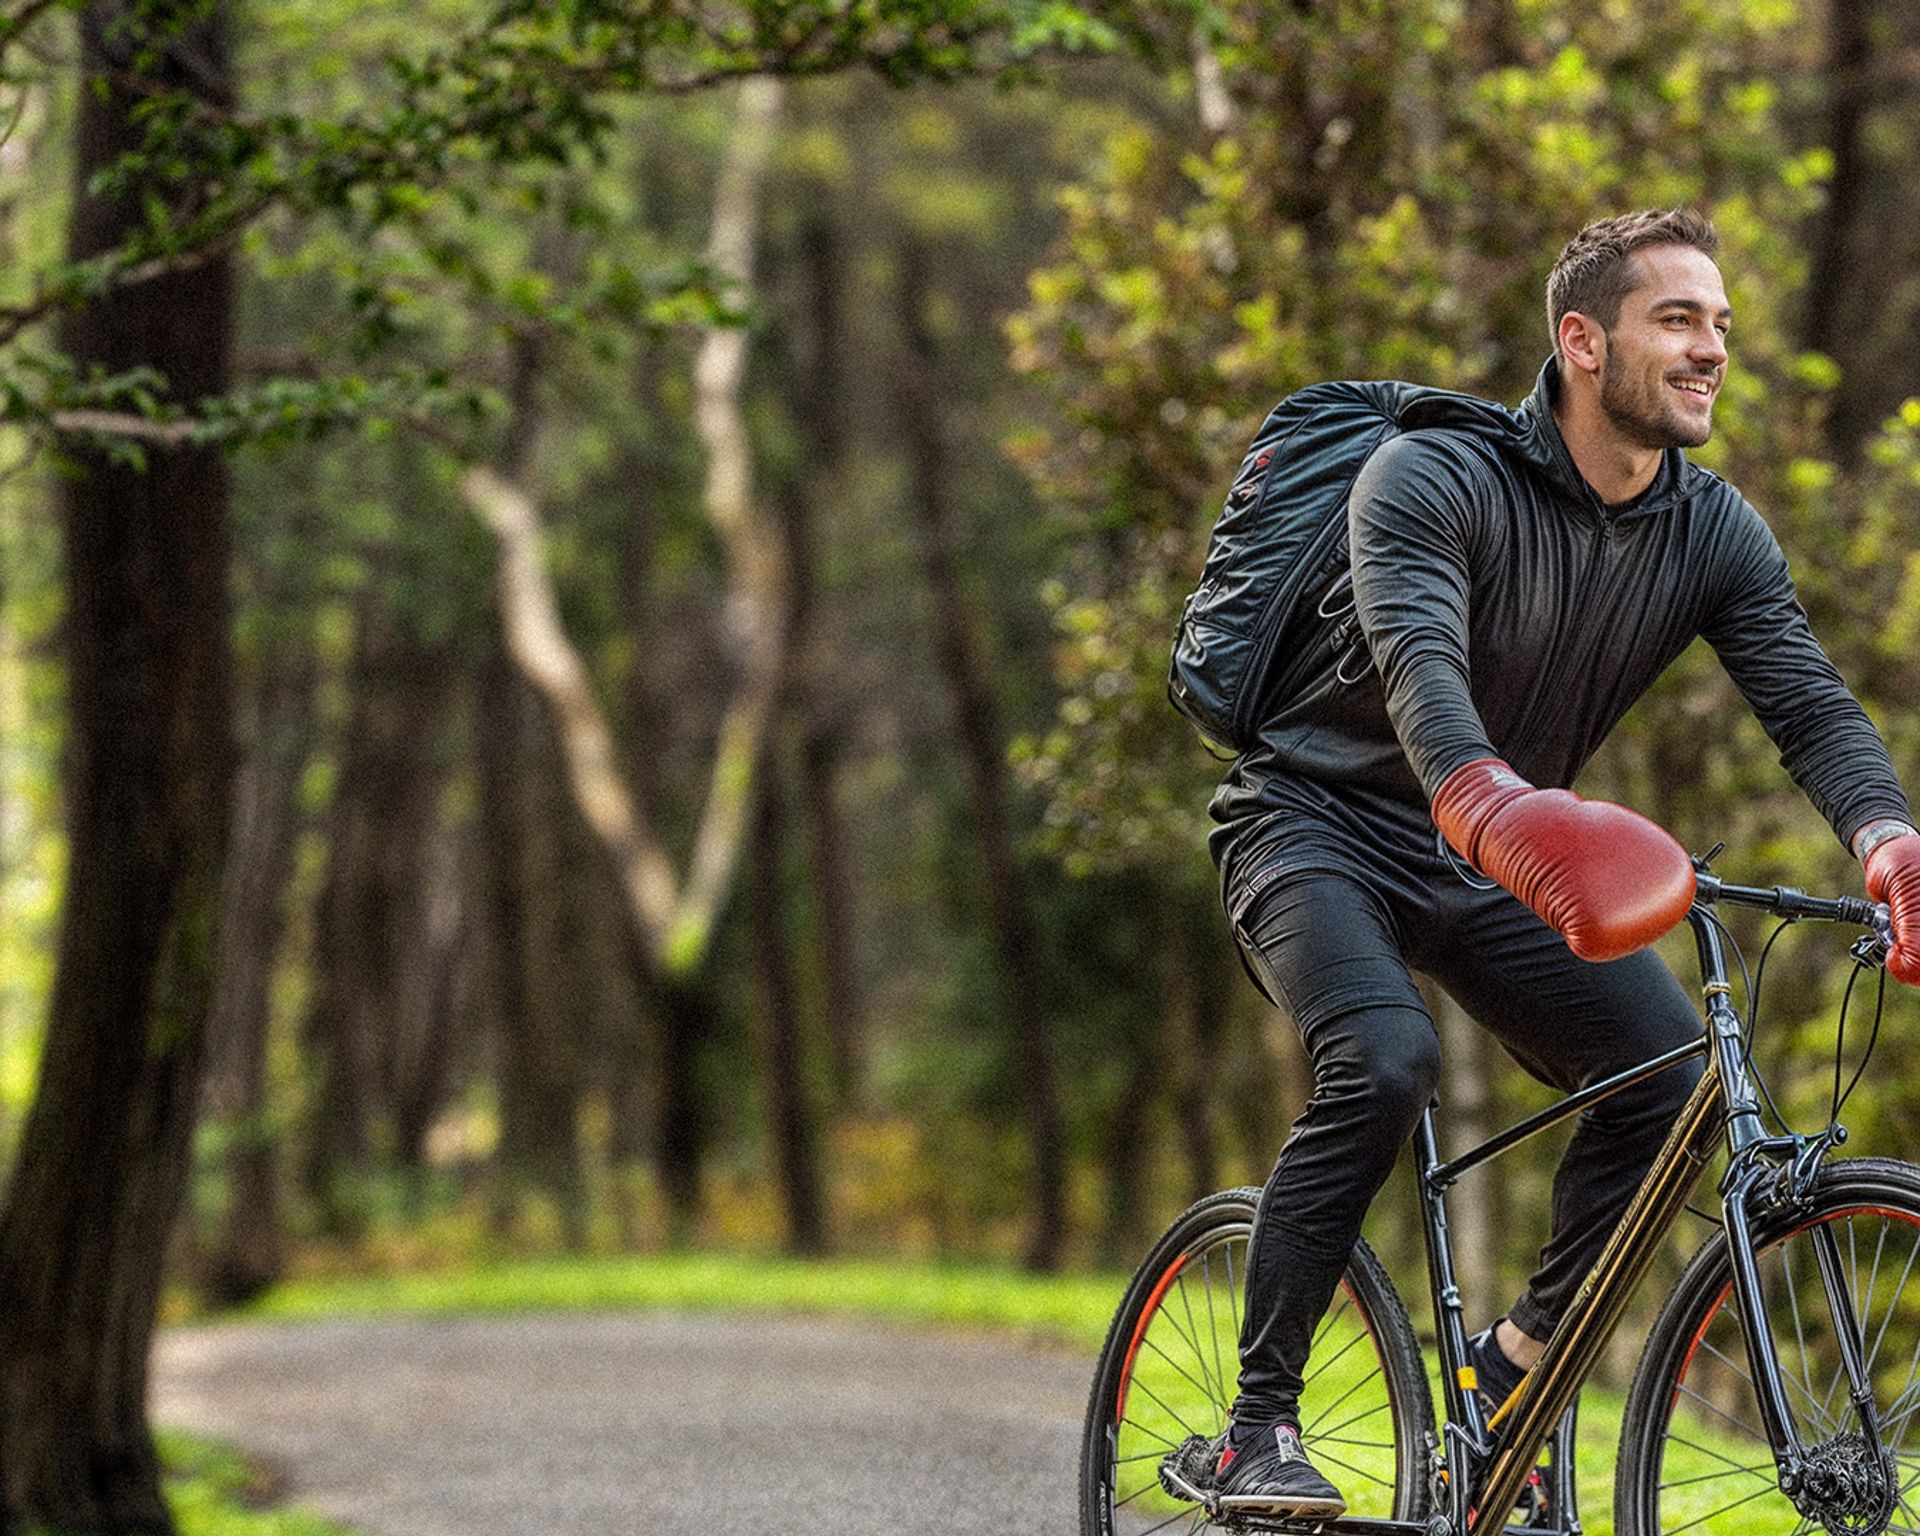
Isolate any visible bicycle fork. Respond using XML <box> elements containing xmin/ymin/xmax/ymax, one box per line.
<box><xmin>1719</xmin><ymin>1157</ymin><xmax>1893</xmax><ymax>1517</ymax></box>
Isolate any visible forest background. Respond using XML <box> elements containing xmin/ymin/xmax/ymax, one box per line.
<box><xmin>2</xmin><ymin>0</ymin><xmax>1920</xmax><ymax>1529</ymax></box>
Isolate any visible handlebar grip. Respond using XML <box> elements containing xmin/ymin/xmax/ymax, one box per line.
<box><xmin>1835</xmin><ymin>895</ymin><xmax>1886</xmax><ymax>931</ymax></box>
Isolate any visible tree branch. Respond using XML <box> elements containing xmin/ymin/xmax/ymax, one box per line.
<box><xmin>682</xmin><ymin>75</ymin><xmax>788</xmax><ymax>954</ymax></box>
<box><xmin>458</xmin><ymin>463</ymin><xmax>687</xmax><ymax>948</ymax></box>
<box><xmin>459</xmin><ymin>76</ymin><xmax>789</xmax><ymax>977</ymax></box>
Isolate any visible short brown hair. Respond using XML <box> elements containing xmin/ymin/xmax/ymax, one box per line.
<box><xmin>1546</xmin><ymin>209</ymin><xmax>1720</xmax><ymax>350</ymax></box>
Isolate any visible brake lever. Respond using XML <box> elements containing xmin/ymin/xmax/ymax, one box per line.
<box><xmin>1850</xmin><ymin>903</ymin><xmax>1894</xmax><ymax>969</ymax></box>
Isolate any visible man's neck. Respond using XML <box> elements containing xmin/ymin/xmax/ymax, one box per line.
<box><xmin>1551</xmin><ymin>384</ymin><xmax>1662</xmax><ymax>507</ymax></box>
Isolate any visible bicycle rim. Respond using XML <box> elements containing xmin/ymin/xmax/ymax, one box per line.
<box><xmin>1620</xmin><ymin>1158</ymin><xmax>1920</xmax><ymax>1534</ymax></box>
<box><xmin>1081</xmin><ymin>1189</ymin><xmax>1431</xmax><ymax>1534</ymax></box>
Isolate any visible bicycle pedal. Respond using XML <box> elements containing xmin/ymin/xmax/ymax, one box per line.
<box><xmin>1159</xmin><ymin>1433</ymin><xmax>1221</xmax><ymax>1501</ymax></box>
<box><xmin>1515</xmin><ymin>1465</ymin><xmax>1552</xmax><ymax>1528</ymax></box>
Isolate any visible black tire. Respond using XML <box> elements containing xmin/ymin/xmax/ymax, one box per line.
<box><xmin>1617</xmin><ymin>1157</ymin><xmax>1920</xmax><ymax>1534</ymax></box>
<box><xmin>1080</xmin><ymin>1188</ymin><xmax>1434</xmax><ymax>1534</ymax></box>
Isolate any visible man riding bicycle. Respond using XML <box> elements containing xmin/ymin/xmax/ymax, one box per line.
<box><xmin>1207</xmin><ymin>208</ymin><xmax>1920</xmax><ymax>1515</ymax></box>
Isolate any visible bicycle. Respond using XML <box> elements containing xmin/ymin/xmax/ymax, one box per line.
<box><xmin>1081</xmin><ymin>851</ymin><xmax>1920</xmax><ymax>1535</ymax></box>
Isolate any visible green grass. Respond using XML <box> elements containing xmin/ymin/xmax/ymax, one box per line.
<box><xmin>241</xmin><ymin>1249</ymin><xmax>1132</xmax><ymax>1353</ymax></box>
<box><xmin>158</xmin><ymin>1433</ymin><xmax>355</xmax><ymax>1536</ymax></box>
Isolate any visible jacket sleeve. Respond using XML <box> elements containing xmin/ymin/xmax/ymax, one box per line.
<box><xmin>1349</xmin><ymin>432</ymin><xmax>1499</xmax><ymax>799</ymax></box>
<box><xmin>1702</xmin><ymin>498</ymin><xmax>1911</xmax><ymax>847</ymax></box>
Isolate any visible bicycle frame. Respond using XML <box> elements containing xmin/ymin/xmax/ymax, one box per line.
<box><xmin>1265</xmin><ymin>874</ymin><xmax>1892</xmax><ymax>1536</ymax></box>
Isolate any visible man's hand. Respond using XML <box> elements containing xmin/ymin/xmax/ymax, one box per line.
<box><xmin>1432</xmin><ymin>757</ymin><xmax>1696</xmax><ymax>963</ymax></box>
<box><xmin>1860</xmin><ymin>824</ymin><xmax>1920</xmax><ymax>986</ymax></box>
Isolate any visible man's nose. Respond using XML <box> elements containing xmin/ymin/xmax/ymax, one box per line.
<box><xmin>1692</xmin><ymin>327</ymin><xmax>1727</xmax><ymax>369</ymax></box>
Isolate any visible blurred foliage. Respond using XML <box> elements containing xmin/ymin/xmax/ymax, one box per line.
<box><xmin>1008</xmin><ymin>0</ymin><xmax>1844</xmax><ymax>875</ymax></box>
<box><xmin>1</xmin><ymin>0</ymin><xmax>1918</xmax><ymax>1301</ymax></box>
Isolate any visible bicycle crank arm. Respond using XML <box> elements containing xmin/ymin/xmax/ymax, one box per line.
<box><xmin>1210</xmin><ymin>1516</ymin><xmax>1435</xmax><ymax>1535</ymax></box>
<box><xmin>1212</xmin><ymin>1515</ymin><xmax>1571</xmax><ymax>1536</ymax></box>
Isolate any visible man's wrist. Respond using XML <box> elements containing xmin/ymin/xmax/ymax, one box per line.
<box><xmin>1853</xmin><ymin>819</ymin><xmax>1919</xmax><ymax>864</ymax></box>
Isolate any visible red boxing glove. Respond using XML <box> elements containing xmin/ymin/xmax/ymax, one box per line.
<box><xmin>1432</xmin><ymin>757</ymin><xmax>1697</xmax><ymax>963</ymax></box>
<box><xmin>1863</xmin><ymin>831</ymin><xmax>1920</xmax><ymax>987</ymax></box>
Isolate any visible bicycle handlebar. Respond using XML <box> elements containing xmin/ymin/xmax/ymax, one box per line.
<box><xmin>1691</xmin><ymin>868</ymin><xmax>1893</xmax><ymax>965</ymax></box>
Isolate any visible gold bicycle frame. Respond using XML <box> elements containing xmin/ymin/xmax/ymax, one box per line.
<box><xmin>1466</xmin><ymin>1056</ymin><xmax>1724</xmax><ymax>1521</ymax></box>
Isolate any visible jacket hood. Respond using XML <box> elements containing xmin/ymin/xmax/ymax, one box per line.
<box><xmin>1514</xmin><ymin>356</ymin><xmax>1703</xmax><ymax>520</ymax></box>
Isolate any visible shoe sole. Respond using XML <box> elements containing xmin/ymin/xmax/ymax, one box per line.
<box><xmin>1215</xmin><ymin>1491</ymin><xmax>1347</xmax><ymax>1517</ymax></box>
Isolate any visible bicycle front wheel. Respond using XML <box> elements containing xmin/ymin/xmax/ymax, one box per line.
<box><xmin>1617</xmin><ymin>1156</ymin><xmax>1920</xmax><ymax>1534</ymax></box>
<box><xmin>1080</xmin><ymin>1188</ymin><xmax>1433</xmax><ymax>1534</ymax></box>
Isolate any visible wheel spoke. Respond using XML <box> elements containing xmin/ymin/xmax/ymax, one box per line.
<box><xmin>1675</xmin><ymin>1379</ymin><xmax>1768</xmax><ymax>1443</ymax></box>
<box><xmin>1299</xmin><ymin>1320</ymin><xmax>1369</xmax><ymax>1389</ymax></box>
<box><xmin>1203</xmin><ymin>1247</ymin><xmax>1233</xmax><ymax>1426</ymax></box>
<box><xmin>1309</xmin><ymin>1293</ymin><xmax>1355</xmax><ymax>1356</ymax></box>
<box><xmin>1129</xmin><ymin>1375</ymin><xmax>1207</xmax><ymax>1443</ymax></box>
<box><xmin>1177</xmin><ymin>1266</ymin><xmax>1221</xmax><ymax>1411</ymax></box>
<box><xmin>1225</xmin><ymin>1242</ymin><xmax>1242</xmax><ymax>1351</ymax></box>
<box><xmin>1659</xmin><ymin>1455</ymin><xmax>1775</xmax><ymax>1489</ymax></box>
<box><xmin>1088</xmin><ymin>1206</ymin><xmax>1419</xmax><ymax>1532</ymax></box>
<box><xmin>1119</xmin><ymin>1416</ymin><xmax>1182</xmax><ymax>1453</ymax></box>
<box><xmin>1778</xmin><ymin>1233</ymin><xmax>1820</xmax><ymax>1419</ymax></box>
<box><xmin>1117</xmin><ymin>1492</ymin><xmax>1206</xmax><ymax>1536</ymax></box>
<box><xmin>1697</xmin><ymin>1329</ymin><xmax>1834</xmax><ymax>1437</ymax></box>
<box><xmin>1141</xmin><ymin>1330</ymin><xmax>1224</xmax><ymax>1414</ymax></box>
<box><xmin>1661</xmin><ymin>1433</ymin><xmax>1775</xmax><ymax>1484</ymax></box>
<box><xmin>1311</xmin><ymin>1398</ymin><xmax>1393</xmax><ymax>1443</ymax></box>
<box><xmin>1866</xmin><ymin>1222</ymin><xmax>1920</xmax><ymax>1388</ymax></box>
<box><xmin>1305</xmin><ymin>1442</ymin><xmax>1395</xmax><ymax>1490</ymax></box>
<box><xmin>1660</xmin><ymin>1477</ymin><xmax>1786</xmax><ymax>1534</ymax></box>
<box><xmin>1642</xmin><ymin>1187</ymin><xmax>1920</xmax><ymax>1536</ymax></box>
<box><xmin>1300</xmin><ymin>1361</ymin><xmax>1384</xmax><ymax>1438</ymax></box>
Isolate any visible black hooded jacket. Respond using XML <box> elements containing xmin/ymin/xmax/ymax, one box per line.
<box><xmin>1209</xmin><ymin>359</ymin><xmax>1910</xmax><ymax>850</ymax></box>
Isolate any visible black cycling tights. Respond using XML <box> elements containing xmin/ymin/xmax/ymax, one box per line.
<box><xmin>1224</xmin><ymin>821</ymin><xmax>1702</xmax><ymax>1433</ymax></box>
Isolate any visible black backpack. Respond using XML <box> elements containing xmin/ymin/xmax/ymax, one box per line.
<box><xmin>1168</xmin><ymin>380</ymin><xmax>1525</xmax><ymax>754</ymax></box>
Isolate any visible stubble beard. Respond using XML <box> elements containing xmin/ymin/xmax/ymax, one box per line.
<box><xmin>1599</xmin><ymin>353</ymin><xmax>1713</xmax><ymax>451</ymax></box>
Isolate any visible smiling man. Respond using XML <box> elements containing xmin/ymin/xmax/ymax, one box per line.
<box><xmin>1199</xmin><ymin>209</ymin><xmax>1920</xmax><ymax>1516</ymax></box>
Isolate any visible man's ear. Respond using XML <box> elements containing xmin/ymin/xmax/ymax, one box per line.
<box><xmin>1558</xmin><ymin>311</ymin><xmax>1606</xmax><ymax>378</ymax></box>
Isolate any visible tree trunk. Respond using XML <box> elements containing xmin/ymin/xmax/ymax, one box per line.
<box><xmin>626</xmin><ymin>935</ymin><xmax>723</xmax><ymax>1240</ymax></box>
<box><xmin>1100</xmin><ymin>1039</ymin><xmax>1161</xmax><ymax>1266</ymax></box>
<box><xmin>1165</xmin><ymin>899</ymin><xmax>1223</xmax><ymax>1204</ymax></box>
<box><xmin>746</xmin><ymin>756</ymin><xmax>827</xmax><ymax>1255</ymax></box>
<box><xmin>390</xmin><ymin>809</ymin><xmax>469</xmax><ymax>1177</ymax></box>
<box><xmin>897</xmin><ymin>237</ymin><xmax>1067</xmax><ymax>1273</ymax></box>
<box><xmin>299</xmin><ymin>611</ymin><xmax>454</xmax><ymax>1230</ymax></box>
<box><xmin>0</xmin><ymin>4</ymin><xmax>233</xmax><ymax>1527</ymax></box>
<box><xmin>786</xmin><ymin>213</ymin><xmax>864</xmax><ymax>1105</ymax></box>
<box><xmin>475</xmin><ymin>638</ymin><xmax>582</xmax><ymax>1235</ymax></box>
<box><xmin>1804</xmin><ymin>0</ymin><xmax>1866</xmax><ymax>389</ymax></box>
<box><xmin>201</xmin><ymin>648</ymin><xmax>316</xmax><ymax>1307</ymax></box>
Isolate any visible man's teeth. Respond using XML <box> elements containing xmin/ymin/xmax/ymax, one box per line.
<box><xmin>1674</xmin><ymin>379</ymin><xmax>1713</xmax><ymax>395</ymax></box>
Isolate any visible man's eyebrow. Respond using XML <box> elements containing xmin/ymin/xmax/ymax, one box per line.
<box><xmin>1650</xmin><ymin>296</ymin><xmax>1734</xmax><ymax>320</ymax></box>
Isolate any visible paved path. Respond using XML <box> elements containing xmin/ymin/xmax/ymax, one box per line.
<box><xmin>154</xmin><ymin>1312</ymin><xmax>1091</xmax><ymax>1535</ymax></box>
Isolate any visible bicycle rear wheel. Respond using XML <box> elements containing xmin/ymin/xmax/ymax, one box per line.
<box><xmin>1080</xmin><ymin>1188</ymin><xmax>1433</xmax><ymax>1534</ymax></box>
<box><xmin>1616</xmin><ymin>1157</ymin><xmax>1920</xmax><ymax>1534</ymax></box>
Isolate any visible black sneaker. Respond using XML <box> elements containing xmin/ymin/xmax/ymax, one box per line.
<box><xmin>1214</xmin><ymin>1422</ymin><xmax>1346</xmax><ymax>1517</ymax></box>
<box><xmin>1467</xmin><ymin>1322</ymin><xmax>1528</xmax><ymax>1424</ymax></box>
<box><xmin>1468</xmin><ymin>1324</ymin><xmax>1552</xmax><ymax>1527</ymax></box>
